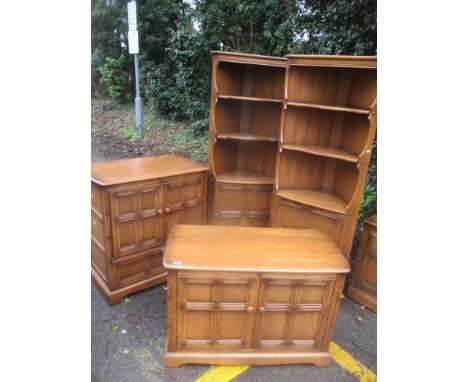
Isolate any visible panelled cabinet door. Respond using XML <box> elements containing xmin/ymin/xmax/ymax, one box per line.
<box><xmin>214</xmin><ymin>183</ymin><xmax>271</xmax><ymax>226</ymax></box>
<box><xmin>109</xmin><ymin>183</ymin><xmax>164</xmax><ymax>258</ymax></box>
<box><xmin>253</xmin><ymin>276</ymin><xmax>336</xmax><ymax>351</ymax></box>
<box><xmin>275</xmin><ymin>198</ymin><xmax>344</xmax><ymax>246</ymax></box>
<box><xmin>356</xmin><ymin>228</ymin><xmax>377</xmax><ymax>298</ymax></box>
<box><xmin>164</xmin><ymin>176</ymin><xmax>204</xmax><ymax>239</ymax></box>
<box><xmin>177</xmin><ymin>273</ymin><xmax>259</xmax><ymax>351</ymax></box>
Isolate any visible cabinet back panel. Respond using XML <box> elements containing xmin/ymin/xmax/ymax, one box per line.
<box><xmin>212</xmin><ymin>140</ymin><xmax>238</xmax><ymax>174</ymax></box>
<box><xmin>217</xmin><ymin>62</ymin><xmax>285</xmax><ymax>99</ymax></box>
<box><xmin>283</xmin><ymin>107</ymin><xmax>334</xmax><ymax>147</ymax></box>
<box><xmin>243</xmin><ymin>141</ymin><xmax>277</xmax><ymax>177</ymax></box>
<box><xmin>288</xmin><ymin>67</ymin><xmax>376</xmax><ymax>109</ymax></box>
<box><xmin>348</xmin><ymin>69</ymin><xmax>377</xmax><ymax>109</ymax></box>
<box><xmin>213</xmin><ymin>141</ymin><xmax>276</xmax><ymax>177</ymax></box>
<box><xmin>277</xmin><ymin>151</ymin><xmax>326</xmax><ymax>190</ymax></box>
<box><xmin>332</xmin><ymin>160</ymin><xmax>359</xmax><ymax>203</ymax></box>
<box><xmin>216</xmin><ymin>100</ymin><xmax>281</xmax><ymax>137</ymax></box>
<box><xmin>340</xmin><ymin>114</ymin><xmax>370</xmax><ymax>155</ymax></box>
<box><xmin>215</xmin><ymin>100</ymin><xmax>242</xmax><ymax>133</ymax></box>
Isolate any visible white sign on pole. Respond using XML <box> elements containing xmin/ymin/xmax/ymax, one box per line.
<box><xmin>128</xmin><ymin>30</ymin><xmax>139</xmax><ymax>54</ymax></box>
<box><xmin>127</xmin><ymin>1</ymin><xmax>137</xmax><ymax>31</ymax></box>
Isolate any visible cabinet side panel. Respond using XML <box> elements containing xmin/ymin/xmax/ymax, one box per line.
<box><xmin>91</xmin><ymin>182</ymin><xmax>108</xmax><ymax>281</ymax></box>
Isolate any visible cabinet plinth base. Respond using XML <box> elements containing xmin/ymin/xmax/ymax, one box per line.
<box><xmin>163</xmin><ymin>346</ymin><xmax>331</xmax><ymax>368</ymax></box>
<box><xmin>91</xmin><ymin>267</ymin><xmax>167</xmax><ymax>305</ymax></box>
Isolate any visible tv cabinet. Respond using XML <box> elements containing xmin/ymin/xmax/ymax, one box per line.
<box><xmin>163</xmin><ymin>225</ymin><xmax>350</xmax><ymax>367</ymax></box>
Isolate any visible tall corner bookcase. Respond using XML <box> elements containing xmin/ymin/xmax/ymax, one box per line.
<box><xmin>207</xmin><ymin>52</ymin><xmax>287</xmax><ymax>227</ymax></box>
<box><xmin>207</xmin><ymin>52</ymin><xmax>377</xmax><ymax>259</ymax></box>
<box><xmin>270</xmin><ymin>55</ymin><xmax>377</xmax><ymax>258</ymax></box>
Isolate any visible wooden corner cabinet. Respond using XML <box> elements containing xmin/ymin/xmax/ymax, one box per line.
<box><xmin>91</xmin><ymin>156</ymin><xmax>208</xmax><ymax>304</ymax></box>
<box><xmin>163</xmin><ymin>225</ymin><xmax>350</xmax><ymax>367</ymax></box>
<box><xmin>207</xmin><ymin>52</ymin><xmax>377</xmax><ymax>260</ymax></box>
<box><xmin>347</xmin><ymin>215</ymin><xmax>377</xmax><ymax>312</ymax></box>
<box><xmin>207</xmin><ymin>52</ymin><xmax>287</xmax><ymax>227</ymax></box>
<box><xmin>270</xmin><ymin>54</ymin><xmax>377</xmax><ymax>259</ymax></box>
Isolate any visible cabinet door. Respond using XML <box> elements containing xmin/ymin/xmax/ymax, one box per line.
<box><xmin>177</xmin><ymin>273</ymin><xmax>258</xmax><ymax>350</ymax></box>
<box><xmin>355</xmin><ymin>228</ymin><xmax>377</xmax><ymax>298</ymax></box>
<box><xmin>164</xmin><ymin>176</ymin><xmax>205</xmax><ymax>240</ymax></box>
<box><xmin>253</xmin><ymin>276</ymin><xmax>336</xmax><ymax>351</ymax></box>
<box><xmin>109</xmin><ymin>183</ymin><xmax>164</xmax><ymax>258</ymax></box>
<box><xmin>274</xmin><ymin>198</ymin><xmax>344</xmax><ymax>246</ymax></box>
<box><xmin>214</xmin><ymin>183</ymin><xmax>271</xmax><ymax>226</ymax></box>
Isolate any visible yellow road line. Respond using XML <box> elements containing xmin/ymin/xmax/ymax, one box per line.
<box><xmin>194</xmin><ymin>342</ymin><xmax>376</xmax><ymax>382</ymax></box>
<box><xmin>329</xmin><ymin>341</ymin><xmax>377</xmax><ymax>382</ymax></box>
<box><xmin>195</xmin><ymin>365</ymin><xmax>250</xmax><ymax>382</ymax></box>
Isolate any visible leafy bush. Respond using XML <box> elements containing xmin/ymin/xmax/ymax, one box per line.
<box><xmin>99</xmin><ymin>55</ymin><xmax>132</xmax><ymax>102</ymax></box>
<box><xmin>191</xmin><ymin>118</ymin><xmax>210</xmax><ymax>137</ymax></box>
<box><xmin>143</xmin><ymin>22</ymin><xmax>211</xmax><ymax>121</ymax></box>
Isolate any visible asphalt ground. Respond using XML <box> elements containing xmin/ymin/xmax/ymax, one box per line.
<box><xmin>91</xmin><ymin>281</ymin><xmax>376</xmax><ymax>382</ymax></box>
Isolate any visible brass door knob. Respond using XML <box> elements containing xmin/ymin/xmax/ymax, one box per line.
<box><xmin>165</xmin><ymin>207</ymin><xmax>171</xmax><ymax>214</ymax></box>
<box><xmin>157</xmin><ymin>209</ymin><xmax>163</xmax><ymax>215</ymax></box>
<box><xmin>246</xmin><ymin>306</ymin><xmax>254</xmax><ymax>313</ymax></box>
<box><xmin>259</xmin><ymin>307</ymin><xmax>266</xmax><ymax>314</ymax></box>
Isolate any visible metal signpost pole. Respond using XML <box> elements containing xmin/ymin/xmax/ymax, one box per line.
<box><xmin>127</xmin><ymin>1</ymin><xmax>143</xmax><ymax>137</ymax></box>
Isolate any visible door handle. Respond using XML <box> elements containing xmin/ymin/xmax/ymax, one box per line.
<box><xmin>157</xmin><ymin>209</ymin><xmax>163</xmax><ymax>215</ymax></box>
<box><xmin>259</xmin><ymin>306</ymin><xmax>266</xmax><ymax>314</ymax></box>
<box><xmin>165</xmin><ymin>207</ymin><xmax>171</xmax><ymax>214</ymax></box>
<box><xmin>246</xmin><ymin>306</ymin><xmax>254</xmax><ymax>313</ymax></box>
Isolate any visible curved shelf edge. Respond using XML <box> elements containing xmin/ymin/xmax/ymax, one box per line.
<box><xmin>282</xmin><ymin>144</ymin><xmax>359</xmax><ymax>163</ymax></box>
<box><xmin>217</xmin><ymin>133</ymin><xmax>278</xmax><ymax>142</ymax></box>
<box><xmin>218</xmin><ymin>95</ymin><xmax>283</xmax><ymax>104</ymax></box>
<box><xmin>276</xmin><ymin>189</ymin><xmax>348</xmax><ymax>215</ymax></box>
<box><xmin>216</xmin><ymin>171</ymin><xmax>274</xmax><ymax>185</ymax></box>
<box><xmin>287</xmin><ymin>101</ymin><xmax>370</xmax><ymax>115</ymax></box>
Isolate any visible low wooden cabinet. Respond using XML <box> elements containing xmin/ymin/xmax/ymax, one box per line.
<box><xmin>347</xmin><ymin>215</ymin><xmax>377</xmax><ymax>312</ymax></box>
<box><xmin>163</xmin><ymin>225</ymin><xmax>350</xmax><ymax>367</ymax></box>
<box><xmin>91</xmin><ymin>156</ymin><xmax>208</xmax><ymax>304</ymax></box>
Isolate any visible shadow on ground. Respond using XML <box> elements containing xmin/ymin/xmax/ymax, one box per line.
<box><xmin>91</xmin><ymin>283</ymin><xmax>376</xmax><ymax>382</ymax></box>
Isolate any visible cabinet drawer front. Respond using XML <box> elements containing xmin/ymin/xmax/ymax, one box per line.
<box><xmin>113</xmin><ymin>247</ymin><xmax>164</xmax><ymax>289</ymax></box>
<box><xmin>254</xmin><ymin>275</ymin><xmax>336</xmax><ymax>351</ymax></box>
<box><xmin>110</xmin><ymin>183</ymin><xmax>164</xmax><ymax>258</ymax></box>
<box><xmin>177</xmin><ymin>273</ymin><xmax>258</xmax><ymax>351</ymax></box>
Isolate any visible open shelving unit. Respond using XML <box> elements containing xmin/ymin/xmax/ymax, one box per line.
<box><xmin>207</xmin><ymin>52</ymin><xmax>286</xmax><ymax>227</ymax></box>
<box><xmin>207</xmin><ymin>52</ymin><xmax>377</xmax><ymax>257</ymax></box>
<box><xmin>271</xmin><ymin>55</ymin><xmax>377</xmax><ymax>258</ymax></box>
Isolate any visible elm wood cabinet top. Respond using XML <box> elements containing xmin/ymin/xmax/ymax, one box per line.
<box><xmin>164</xmin><ymin>225</ymin><xmax>349</xmax><ymax>273</ymax></box>
<box><xmin>286</xmin><ymin>54</ymin><xmax>377</xmax><ymax>68</ymax></box>
<box><xmin>212</xmin><ymin>50</ymin><xmax>287</xmax><ymax>66</ymax></box>
<box><xmin>91</xmin><ymin>155</ymin><xmax>208</xmax><ymax>186</ymax></box>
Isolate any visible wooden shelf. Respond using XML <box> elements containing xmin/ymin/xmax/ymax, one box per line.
<box><xmin>277</xmin><ymin>189</ymin><xmax>347</xmax><ymax>214</ymax></box>
<box><xmin>216</xmin><ymin>171</ymin><xmax>274</xmax><ymax>185</ymax></box>
<box><xmin>282</xmin><ymin>144</ymin><xmax>359</xmax><ymax>163</ymax></box>
<box><xmin>217</xmin><ymin>132</ymin><xmax>278</xmax><ymax>142</ymax></box>
<box><xmin>287</xmin><ymin>101</ymin><xmax>370</xmax><ymax>115</ymax></box>
<box><xmin>218</xmin><ymin>95</ymin><xmax>283</xmax><ymax>103</ymax></box>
